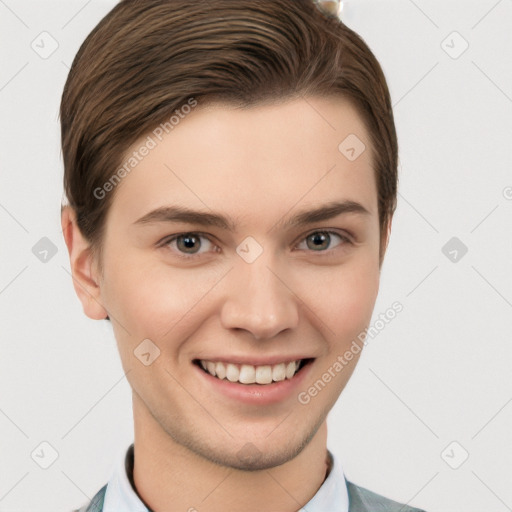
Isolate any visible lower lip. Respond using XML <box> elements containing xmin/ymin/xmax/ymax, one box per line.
<box><xmin>193</xmin><ymin>360</ymin><xmax>315</xmax><ymax>406</ymax></box>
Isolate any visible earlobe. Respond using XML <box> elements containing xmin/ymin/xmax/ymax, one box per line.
<box><xmin>61</xmin><ymin>206</ymin><xmax>109</xmax><ymax>320</ymax></box>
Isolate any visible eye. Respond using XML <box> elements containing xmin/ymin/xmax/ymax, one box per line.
<box><xmin>160</xmin><ymin>232</ymin><xmax>217</xmax><ymax>257</ymax></box>
<box><xmin>295</xmin><ymin>230</ymin><xmax>351</xmax><ymax>253</ymax></box>
<box><xmin>158</xmin><ymin>229</ymin><xmax>352</xmax><ymax>260</ymax></box>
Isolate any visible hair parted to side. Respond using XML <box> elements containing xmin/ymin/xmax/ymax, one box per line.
<box><xmin>61</xmin><ymin>0</ymin><xmax>398</xmax><ymax>268</ymax></box>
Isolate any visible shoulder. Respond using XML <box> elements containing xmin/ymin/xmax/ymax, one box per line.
<box><xmin>347</xmin><ymin>480</ymin><xmax>427</xmax><ymax>512</ymax></box>
<box><xmin>71</xmin><ymin>484</ymin><xmax>108</xmax><ymax>512</ymax></box>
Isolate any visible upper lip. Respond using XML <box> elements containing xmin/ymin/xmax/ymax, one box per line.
<box><xmin>194</xmin><ymin>355</ymin><xmax>315</xmax><ymax>366</ymax></box>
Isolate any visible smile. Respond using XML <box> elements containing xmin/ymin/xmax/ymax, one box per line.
<box><xmin>195</xmin><ymin>359</ymin><xmax>311</xmax><ymax>385</ymax></box>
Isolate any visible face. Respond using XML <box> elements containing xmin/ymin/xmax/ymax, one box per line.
<box><xmin>74</xmin><ymin>96</ymin><xmax>386</xmax><ymax>470</ymax></box>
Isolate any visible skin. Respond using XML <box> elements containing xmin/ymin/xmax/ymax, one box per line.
<box><xmin>62</xmin><ymin>95</ymin><xmax>391</xmax><ymax>512</ymax></box>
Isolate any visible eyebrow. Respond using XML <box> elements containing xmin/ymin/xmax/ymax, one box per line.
<box><xmin>133</xmin><ymin>200</ymin><xmax>371</xmax><ymax>231</ymax></box>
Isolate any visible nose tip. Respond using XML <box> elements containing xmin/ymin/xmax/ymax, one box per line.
<box><xmin>229</xmin><ymin>311</ymin><xmax>290</xmax><ymax>341</ymax></box>
<box><xmin>220</xmin><ymin>263</ymin><xmax>299</xmax><ymax>340</ymax></box>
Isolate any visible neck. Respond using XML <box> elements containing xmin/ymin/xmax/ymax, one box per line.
<box><xmin>131</xmin><ymin>395</ymin><xmax>330</xmax><ymax>512</ymax></box>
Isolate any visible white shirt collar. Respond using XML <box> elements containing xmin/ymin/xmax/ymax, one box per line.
<box><xmin>102</xmin><ymin>443</ymin><xmax>147</xmax><ymax>512</ymax></box>
<box><xmin>103</xmin><ymin>442</ymin><xmax>349</xmax><ymax>512</ymax></box>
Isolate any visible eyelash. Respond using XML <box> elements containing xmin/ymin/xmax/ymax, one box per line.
<box><xmin>158</xmin><ymin>230</ymin><xmax>354</xmax><ymax>260</ymax></box>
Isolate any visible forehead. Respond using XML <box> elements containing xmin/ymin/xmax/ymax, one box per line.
<box><xmin>108</xmin><ymin>95</ymin><xmax>377</xmax><ymax>227</ymax></box>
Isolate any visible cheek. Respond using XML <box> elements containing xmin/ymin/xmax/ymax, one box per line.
<box><xmin>100</xmin><ymin>249</ymin><xmax>224</xmax><ymax>339</ymax></box>
<box><xmin>341</xmin><ymin>264</ymin><xmax>379</xmax><ymax>323</ymax></box>
<box><xmin>298</xmin><ymin>256</ymin><xmax>380</xmax><ymax>344</ymax></box>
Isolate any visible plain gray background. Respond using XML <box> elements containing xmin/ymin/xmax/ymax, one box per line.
<box><xmin>1</xmin><ymin>1</ymin><xmax>511</xmax><ymax>511</ymax></box>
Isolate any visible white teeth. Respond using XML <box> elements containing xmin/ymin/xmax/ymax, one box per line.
<box><xmin>285</xmin><ymin>361</ymin><xmax>297</xmax><ymax>379</ymax></box>
<box><xmin>226</xmin><ymin>363</ymin><xmax>239</xmax><ymax>382</ymax></box>
<box><xmin>206</xmin><ymin>361</ymin><xmax>216</xmax><ymax>375</ymax></box>
<box><xmin>255</xmin><ymin>365</ymin><xmax>273</xmax><ymax>384</ymax></box>
<box><xmin>199</xmin><ymin>359</ymin><xmax>304</xmax><ymax>384</ymax></box>
<box><xmin>215</xmin><ymin>361</ymin><xmax>226</xmax><ymax>380</ymax></box>
<box><xmin>239</xmin><ymin>364</ymin><xmax>256</xmax><ymax>384</ymax></box>
<box><xmin>272</xmin><ymin>363</ymin><xmax>286</xmax><ymax>382</ymax></box>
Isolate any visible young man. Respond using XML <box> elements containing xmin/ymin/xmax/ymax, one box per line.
<box><xmin>61</xmin><ymin>1</ymin><xmax>427</xmax><ymax>510</ymax></box>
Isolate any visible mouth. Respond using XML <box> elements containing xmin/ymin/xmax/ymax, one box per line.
<box><xmin>193</xmin><ymin>358</ymin><xmax>314</xmax><ymax>385</ymax></box>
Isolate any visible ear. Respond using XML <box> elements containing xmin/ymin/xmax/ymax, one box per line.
<box><xmin>379</xmin><ymin>215</ymin><xmax>393</xmax><ymax>269</ymax></box>
<box><xmin>61</xmin><ymin>206</ymin><xmax>109</xmax><ymax>320</ymax></box>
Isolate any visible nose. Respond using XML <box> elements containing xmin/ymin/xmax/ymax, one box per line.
<box><xmin>220</xmin><ymin>256</ymin><xmax>300</xmax><ymax>340</ymax></box>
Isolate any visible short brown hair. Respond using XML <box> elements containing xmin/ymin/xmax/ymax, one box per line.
<box><xmin>61</xmin><ymin>0</ymin><xmax>398</xmax><ymax>266</ymax></box>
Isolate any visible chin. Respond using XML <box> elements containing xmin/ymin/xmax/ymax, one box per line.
<box><xmin>177</xmin><ymin>413</ymin><xmax>325</xmax><ymax>472</ymax></box>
